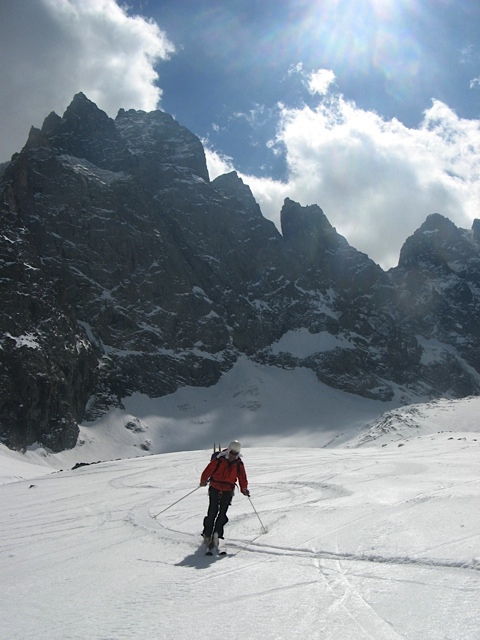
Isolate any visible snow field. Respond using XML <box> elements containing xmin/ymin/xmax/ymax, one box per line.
<box><xmin>1</xmin><ymin>434</ymin><xmax>479</xmax><ymax>640</ymax></box>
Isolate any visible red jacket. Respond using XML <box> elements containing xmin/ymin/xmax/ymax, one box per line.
<box><xmin>201</xmin><ymin>452</ymin><xmax>248</xmax><ymax>493</ymax></box>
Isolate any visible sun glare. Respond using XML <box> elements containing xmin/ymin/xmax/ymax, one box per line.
<box><xmin>292</xmin><ymin>0</ymin><xmax>423</xmax><ymax>103</ymax></box>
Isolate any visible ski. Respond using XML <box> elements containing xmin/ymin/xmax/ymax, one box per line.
<box><xmin>204</xmin><ymin>533</ymin><xmax>227</xmax><ymax>556</ymax></box>
<box><xmin>206</xmin><ymin>547</ymin><xmax>227</xmax><ymax>556</ymax></box>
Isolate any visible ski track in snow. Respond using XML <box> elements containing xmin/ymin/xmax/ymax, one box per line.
<box><xmin>1</xmin><ymin>437</ymin><xmax>479</xmax><ymax>639</ymax></box>
<box><xmin>143</xmin><ymin>447</ymin><xmax>476</xmax><ymax>637</ymax></box>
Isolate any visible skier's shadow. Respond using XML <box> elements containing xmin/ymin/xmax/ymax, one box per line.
<box><xmin>175</xmin><ymin>547</ymin><xmax>216</xmax><ymax>569</ymax></box>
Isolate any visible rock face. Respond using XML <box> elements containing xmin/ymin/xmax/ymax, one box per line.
<box><xmin>1</xmin><ymin>93</ymin><xmax>480</xmax><ymax>451</ymax></box>
<box><xmin>387</xmin><ymin>213</ymin><xmax>480</xmax><ymax>396</ymax></box>
<box><xmin>0</xmin><ymin>181</ymin><xmax>96</xmax><ymax>450</ymax></box>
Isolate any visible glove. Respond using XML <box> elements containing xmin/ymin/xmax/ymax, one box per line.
<box><xmin>242</xmin><ymin>489</ymin><xmax>250</xmax><ymax>497</ymax></box>
<box><xmin>200</xmin><ymin>481</ymin><xmax>207</xmax><ymax>487</ymax></box>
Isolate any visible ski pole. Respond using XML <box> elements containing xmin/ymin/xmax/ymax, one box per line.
<box><xmin>247</xmin><ymin>495</ymin><xmax>268</xmax><ymax>534</ymax></box>
<box><xmin>152</xmin><ymin>485</ymin><xmax>201</xmax><ymax>519</ymax></box>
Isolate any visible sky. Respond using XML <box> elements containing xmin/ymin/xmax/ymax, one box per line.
<box><xmin>1</xmin><ymin>371</ymin><xmax>479</xmax><ymax>639</ymax></box>
<box><xmin>2</xmin><ymin>0</ymin><xmax>480</xmax><ymax>268</ymax></box>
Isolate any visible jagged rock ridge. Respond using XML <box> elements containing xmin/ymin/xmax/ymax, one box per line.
<box><xmin>1</xmin><ymin>93</ymin><xmax>479</xmax><ymax>451</ymax></box>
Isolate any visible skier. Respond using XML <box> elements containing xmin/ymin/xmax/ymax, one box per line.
<box><xmin>200</xmin><ymin>440</ymin><xmax>249</xmax><ymax>548</ymax></box>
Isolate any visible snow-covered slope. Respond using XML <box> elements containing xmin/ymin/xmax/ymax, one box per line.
<box><xmin>2</xmin><ymin>355</ymin><xmax>480</xmax><ymax>479</ymax></box>
<box><xmin>0</xmin><ymin>356</ymin><xmax>403</xmax><ymax>477</ymax></box>
<box><xmin>348</xmin><ymin>395</ymin><xmax>480</xmax><ymax>447</ymax></box>
<box><xmin>1</xmin><ymin>381</ymin><xmax>479</xmax><ymax>639</ymax></box>
<box><xmin>1</xmin><ymin>431</ymin><xmax>478</xmax><ymax>639</ymax></box>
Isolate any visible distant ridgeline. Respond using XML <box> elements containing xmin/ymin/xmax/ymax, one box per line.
<box><xmin>1</xmin><ymin>93</ymin><xmax>480</xmax><ymax>451</ymax></box>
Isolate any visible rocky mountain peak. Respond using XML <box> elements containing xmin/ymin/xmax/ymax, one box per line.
<box><xmin>281</xmin><ymin>197</ymin><xmax>342</xmax><ymax>250</ymax></box>
<box><xmin>280</xmin><ymin>197</ymin><xmax>387</xmax><ymax>294</ymax></box>
<box><xmin>115</xmin><ymin>107</ymin><xmax>209</xmax><ymax>182</ymax></box>
<box><xmin>39</xmin><ymin>92</ymin><xmax>129</xmax><ymax>171</ymax></box>
<box><xmin>211</xmin><ymin>171</ymin><xmax>263</xmax><ymax>218</ymax></box>
<box><xmin>398</xmin><ymin>212</ymin><xmax>477</xmax><ymax>271</ymax></box>
<box><xmin>23</xmin><ymin>125</ymin><xmax>50</xmax><ymax>152</ymax></box>
<box><xmin>471</xmin><ymin>218</ymin><xmax>480</xmax><ymax>243</ymax></box>
<box><xmin>1</xmin><ymin>94</ymin><xmax>480</xmax><ymax>452</ymax></box>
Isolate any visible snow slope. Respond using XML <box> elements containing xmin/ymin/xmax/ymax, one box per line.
<box><xmin>0</xmin><ymin>356</ymin><xmax>411</xmax><ymax>476</ymax></box>
<box><xmin>1</xmin><ymin>400</ymin><xmax>479</xmax><ymax>639</ymax></box>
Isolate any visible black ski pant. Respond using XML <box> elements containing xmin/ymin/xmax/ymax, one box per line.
<box><xmin>202</xmin><ymin>487</ymin><xmax>233</xmax><ymax>539</ymax></box>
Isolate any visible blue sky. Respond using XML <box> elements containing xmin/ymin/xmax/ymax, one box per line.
<box><xmin>138</xmin><ymin>0</ymin><xmax>480</xmax><ymax>177</ymax></box>
<box><xmin>1</xmin><ymin>0</ymin><xmax>480</xmax><ymax>268</ymax></box>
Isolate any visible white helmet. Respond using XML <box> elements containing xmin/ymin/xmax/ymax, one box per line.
<box><xmin>228</xmin><ymin>440</ymin><xmax>241</xmax><ymax>454</ymax></box>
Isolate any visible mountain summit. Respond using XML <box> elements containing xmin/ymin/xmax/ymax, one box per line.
<box><xmin>1</xmin><ymin>94</ymin><xmax>480</xmax><ymax>451</ymax></box>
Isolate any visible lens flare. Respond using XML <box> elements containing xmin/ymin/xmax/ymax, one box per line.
<box><xmin>254</xmin><ymin>0</ymin><xmax>426</xmax><ymax>106</ymax></box>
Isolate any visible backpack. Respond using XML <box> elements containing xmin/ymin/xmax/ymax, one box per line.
<box><xmin>209</xmin><ymin>450</ymin><xmax>243</xmax><ymax>478</ymax></box>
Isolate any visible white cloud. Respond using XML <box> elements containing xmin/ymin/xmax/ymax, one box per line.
<box><xmin>0</xmin><ymin>0</ymin><xmax>174</xmax><ymax>161</ymax></box>
<box><xmin>240</xmin><ymin>84</ymin><xmax>480</xmax><ymax>269</ymax></box>
<box><xmin>204</xmin><ymin>147</ymin><xmax>235</xmax><ymax>180</ymax></box>
<box><xmin>307</xmin><ymin>69</ymin><xmax>336</xmax><ymax>95</ymax></box>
